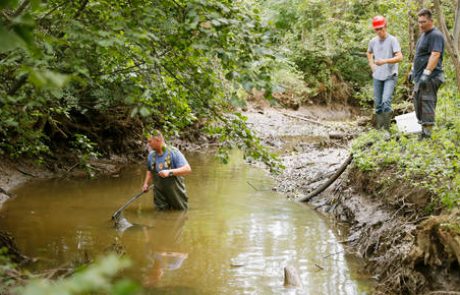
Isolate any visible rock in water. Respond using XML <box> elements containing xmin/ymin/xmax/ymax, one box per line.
<box><xmin>283</xmin><ymin>265</ymin><xmax>303</xmax><ymax>288</ymax></box>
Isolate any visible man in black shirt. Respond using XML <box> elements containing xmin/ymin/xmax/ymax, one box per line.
<box><xmin>411</xmin><ymin>8</ymin><xmax>445</xmax><ymax>139</ymax></box>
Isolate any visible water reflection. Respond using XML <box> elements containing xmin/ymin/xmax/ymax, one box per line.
<box><xmin>140</xmin><ymin>212</ymin><xmax>189</xmax><ymax>287</ymax></box>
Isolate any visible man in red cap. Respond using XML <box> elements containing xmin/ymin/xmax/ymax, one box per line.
<box><xmin>367</xmin><ymin>16</ymin><xmax>403</xmax><ymax>131</ymax></box>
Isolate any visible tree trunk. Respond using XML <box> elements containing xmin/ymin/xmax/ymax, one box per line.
<box><xmin>283</xmin><ymin>265</ymin><xmax>303</xmax><ymax>288</ymax></box>
<box><xmin>408</xmin><ymin>0</ymin><xmax>425</xmax><ymax>61</ymax></box>
<box><xmin>433</xmin><ymin>0</ymin><xmax>460</xmax><ymax>92</ymax></box>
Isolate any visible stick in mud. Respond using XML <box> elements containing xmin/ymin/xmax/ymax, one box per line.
<box><xmin>283</xmin><ymin>265</ymin><xmax>303</xmax><ymax>288</ymax></box>
<box><xmin>280</xmin><ymin>111</ymin><xmax>328</xmax><ymax>127</ymax></box>
<box><xmin>297</xmin><ymin>153</ymin><xmax>353</xmax><ymax>203</ymax></box>
<box><xmin>246</xmin><ymin>181</ymin><xmax>271</xmax><ymax>192</ymax></box>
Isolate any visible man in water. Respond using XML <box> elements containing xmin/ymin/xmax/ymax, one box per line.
<box><xmin>142</xmin><ymin>130</ymin><xmax>192</xmax><ymax>210</ymax></box>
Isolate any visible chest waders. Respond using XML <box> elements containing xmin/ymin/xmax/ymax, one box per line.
<box><xmin>152</xmin><ymin>150</ymin><xmax>188</xmax><ymax>210</ymax></box>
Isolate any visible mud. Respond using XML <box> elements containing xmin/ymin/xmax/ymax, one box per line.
<box><xmin>244</xmin><ymin>103</ymin><xmax>460</xmax><ymax>294</ymax></box>
<box><xmin>243</xmin><ymin>104</ymin><xmax>360</xmax><ymax>199</ymax></box>
<box><xmin>0</xmin><ymin>158</ymin><xmax>50</xmax><ymax>209</ymax></box>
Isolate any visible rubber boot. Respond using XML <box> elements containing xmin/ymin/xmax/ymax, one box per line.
<box><xmin>419</xmin><ymin>125</ymin><xmax>433</xmax><ymax>140</ymax></box>
<box><xmin>382</xmin><ymin>112</ymin><xmax>392</xmax><ymax>131</ymax></box>
<box><xmin>375</xmin><ymin>113</ymin><xmax>384</xmax><ymax>129</ymax></box>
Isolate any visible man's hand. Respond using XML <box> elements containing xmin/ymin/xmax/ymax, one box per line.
<box><xmin>419</xmin><ymin>69</ymin><xmax>431</xmax><ymax>86</ymax></box>
<box><xmin>374</xmin><ymin>59</ymin><xmax>386</xmax><ymax>66</ymax></box>
<box><xmin>158</xmin><ymin>170</ymin><xmax>171</xmax><ymax>178</ymax></box>
<box><xmin>142</xmin><ymin>183</ymin><xmax>150</xmax><ymax>192</ymax></box>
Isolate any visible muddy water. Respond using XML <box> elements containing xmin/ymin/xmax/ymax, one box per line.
<box><xmin>1</xmin><ymin>152</ymin><xmax>372</xmax><ymax>294</ymax></box>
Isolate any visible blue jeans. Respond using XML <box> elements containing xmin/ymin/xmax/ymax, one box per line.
<box><xmin>373</xmin><ymin>75</ymin><xmax>397</xmax><ymax>113</ymax></box>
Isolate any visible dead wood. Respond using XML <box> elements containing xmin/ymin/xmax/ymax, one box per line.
<box><xmin>283</xmin><ymin>265</ymin><xmax>303</xmax><ymax>288</ymax></box>
<box><xmin>279</xmin><ymin>111</ymin><xmax>329</xmax><ymax>127</ymax></box>
<box><xmin>297</xmin><ymin>153</ymin><xmax>353</xmax><ymax>202</ymax></box>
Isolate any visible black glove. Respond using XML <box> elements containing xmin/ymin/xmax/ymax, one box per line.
<box><xmin>419</xmin><ymin>69</ymin><xmax>431</xmax><ymax>86</ymax></box>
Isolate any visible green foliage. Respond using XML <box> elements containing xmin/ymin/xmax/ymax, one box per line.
<box><xmin>259</xmin><ymin>0</ymin><xmax>420</xmax><ymax>107</ymax></box>
<box><xmin>71</xmin><ymin>134</ymin><xmax>100</xmax><ymax>177</ymax></box>
<box><xmin>205</xmin><ymin>111</ymin><xmax>283</xmax><ymax>173</ymax></box>
<box><xmin>0</xmin><ymin>248</ymin><xmax>19</xmax><ymax>294</ymax></box>
<box><xmin>260</xmin><ymin>0</ymin><xmax>376</xmax><ymax>104</ymax></box>
<box><xmin>352</xmin><ymin>71</ymin><xmax>460</xmax><ymax>209</ymax></box>
<box><xmin>0</xmin><ymin>0</ymin><xmax>277</xmax><ymax>169</ymax></box>
<box><xmin>16</xmin><ymin>255</ymin><xmax>138</xmax><ymax>295</ymax></box>
<box><xmin>1</xmin><ymin>248</ymin><xmax>139</xmax><ymax>295</ymax></box>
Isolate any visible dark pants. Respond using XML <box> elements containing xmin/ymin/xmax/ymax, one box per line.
<box><xmin>153</xmin><ymin>174</ymin><xmax>188</xmax><ymax>210</ymax></box>
<box><xmin>413</xmin><ymin>76</ymin><xmax>443</xmax><ymax>126</ymax></box>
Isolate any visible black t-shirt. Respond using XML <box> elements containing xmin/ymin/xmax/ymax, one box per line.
<box><xmin>414</xmin><ymin>27</ymin><xmax>444</xmax><ymax>82</ymax></box>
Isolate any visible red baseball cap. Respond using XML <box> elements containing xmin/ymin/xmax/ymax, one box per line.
<box><xmin>372</xmin><ymin>16</ymin><xmax>386</xmax><ymax>29</ymax></box>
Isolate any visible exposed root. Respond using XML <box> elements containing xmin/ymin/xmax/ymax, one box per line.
<box><xmin>316</xmin><ymin>165</ymin><xmax>460</xmax><ymax>294</ymax></box>
<box><xmin>0</xmin><ymin>231</ymin><xmax>29</xmax><ymax>264</ymax></box>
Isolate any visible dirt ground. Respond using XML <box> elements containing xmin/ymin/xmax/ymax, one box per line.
<box><xmin>243</xmin><ymin>102</ymin><xmax>362</xmax><ymax>199</ymax></box>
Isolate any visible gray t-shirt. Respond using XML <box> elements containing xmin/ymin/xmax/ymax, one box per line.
<box><xmin>368</xmin><ymin>34</ymin><xmax>401</xmax><ymax>81</ymax></box>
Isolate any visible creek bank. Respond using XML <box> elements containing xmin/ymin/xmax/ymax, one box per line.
<box><xmin>0</xmin><ymin>156</ymin><xmax>129</xmax><ymax>209</ymax></box>
<box><xmin>0</xmin><ymin>132</ymin><xmax>211</xmax><ymax>210</ymax></box>
<box><xmin>244</xmin><ymin>104</ymin><xmax>460</xmax><ymax>294</ymax></box>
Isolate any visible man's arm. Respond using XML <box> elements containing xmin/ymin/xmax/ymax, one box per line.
<box><xmin>366</xmin><ymin>51</ymin><xmax>377</xmax><ymax>72</ymax></box>
<box><xmin>367</xmin><ymin>51</ymin><xmax>377</xmax><ymax>72</ymax></box>
<box><xmin>143</xmin><ymin>170</ymin><xmax>153</xmax><ymax>191</ymax></box>
<box><xmin>374</xmin><ymin>51</ymin><xmax>403</xmax><ymax>65</ymax></box>
<box><xmin>426</xmin><ymin>51</ymin><xmax>441</xmax><ymax>72</ymax></box>
<box><xmin>375</xmin><ymin>51</ymin><xmax>403</xmax><ymax>66</ymax></box>
<box><xmin>159</xmin><ymin>164</ymin><xmax>192</xmax><ymax>178</ymax></box>
<box><xmin>158</xmin><ymin>149</ymin><xmax>192</xmax><ymax>178</ymax></box>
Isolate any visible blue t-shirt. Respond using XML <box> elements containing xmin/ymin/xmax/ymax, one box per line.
<box><xmin>414</xmin><ymin>28</ymin><xmax>444</xmax><ymax>82</ymax></box>
<box><xmin>147</xmin><ymin>147</ymin><xmax>188</xmax><ymax>173</ymax></box>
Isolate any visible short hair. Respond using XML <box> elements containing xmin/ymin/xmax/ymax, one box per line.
<box><xmin>418</xmin><ymin>8</ymin><xmax>432</xmax><ymax>20</ymax></box>
<box><xmin>148</xmin><ymin>129</ymin><xmax>163</xmax><ymax>139</ymax></box>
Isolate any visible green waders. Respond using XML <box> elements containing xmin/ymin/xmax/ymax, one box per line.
<box><xmin>153</xmin><ymin>172</ymin><xmax>188</xmax><ymax>210</ymax></box>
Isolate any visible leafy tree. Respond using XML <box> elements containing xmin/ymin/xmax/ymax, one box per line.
<box><xmin>0</xmin><ymin>0</ymin><xmax>278</xmax><ymax>168</ymax></box>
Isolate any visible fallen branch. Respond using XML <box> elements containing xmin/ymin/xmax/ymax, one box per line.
<box><xmin>303</xmin><ymin>171</ymin><xmax>335</xmax><ymax>188</ymax></box>
<box><xmin>323</xmin><ymin>250</ymin><xmax>344</xmax><ymax>259</ymax></box>
<box><xmin>280</xmin><ymin>111</ymin><xmax>329</xmax><ymax>127</ymax></box>
<box><xmin>247</xmin><ymin>181</ymin><xmax>271</xmax><ymax>192</ymax></box>
<box><xmin>247</xmin><ymin>181</ymin><xmax>258</xmax><ymax>191</ymax></box>
<box><xmin>314</xmin><ymin>263</ymin><xmax>324</xmax><ymax>270</ymax></box>
<box><xmin>16</xmin><ymin>167</ymin><xmax>36</xmax><ymax>177</ymax></box>
<box><xmin>297</xmin><ymin>153</ymin><xmax>353</xmax><ymax>203</ymax></box>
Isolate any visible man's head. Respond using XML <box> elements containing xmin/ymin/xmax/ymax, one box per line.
<box><xmin>147</xmin><ymin>130</ymin><xmax>164</xmax><ymax>153</ymax></box>
<box><xmin>372</xmin><ymin>16</ymin><xmax>387</xmax><ymax>39</ymax></box>
<box><xmin>418</xmin><ymin>8</ymin><xmax>434</xmax><ymax>33</ymax></box>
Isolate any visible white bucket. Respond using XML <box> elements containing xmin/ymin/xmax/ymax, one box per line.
<box><xmin>395</xmin><ymin>112</ymin><xmax>422</xmax><ymax>134</ymax></box>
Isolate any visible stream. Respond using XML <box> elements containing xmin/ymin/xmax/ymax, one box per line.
<box><xmin>0</xmin><ymin>151</ymin><xmax>372</xmax><ymax>294</ymax></box>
